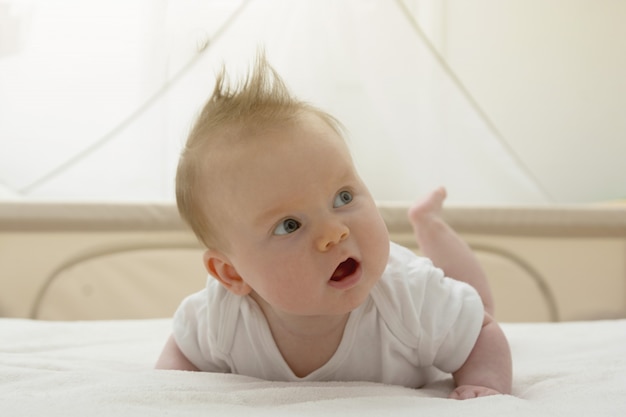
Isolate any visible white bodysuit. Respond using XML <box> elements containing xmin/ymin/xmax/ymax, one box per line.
<box><xmin>173</xmin><ymin>242</ymin><xmax>484</xmax><ymax>388</ymax></box>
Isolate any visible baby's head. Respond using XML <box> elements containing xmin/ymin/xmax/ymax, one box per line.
<box><xmin>176</xmin><ymin>55</ymin><xmax>344</xmax><ymax>250</ymax></box>
<box><xmin>176</xmin><ymin>54</ymin><xmax>389</xmax><ymax>315</ymax></box>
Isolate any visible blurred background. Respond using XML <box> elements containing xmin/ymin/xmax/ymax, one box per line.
<box><xmin>1</xmin><ymin>0</ymin><xmax>624</xmax><ymax>204</ymax></box>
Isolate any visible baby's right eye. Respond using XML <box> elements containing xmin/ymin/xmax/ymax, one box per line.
<box><xmin>273</xmin><ymin>218</ymin><xmax>301</xmax><ymax>235</ymax></box>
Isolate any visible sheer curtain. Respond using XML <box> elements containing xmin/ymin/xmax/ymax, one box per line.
<box><xmin>0</xmin><ymin>0</ymin><xmax>244</xmax><ymax>201</ymax></box>
<box><xmin>0</xmin><ymin>0</ymin><xmax>584</xmax><ymax>204</ymax></box>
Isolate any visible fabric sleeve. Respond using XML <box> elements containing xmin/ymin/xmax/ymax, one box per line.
<box><xmin>413</xmin><ymin>265</ymin><xmax>484</xmax><ymax>373</ymax></box>
<box><xmin>172</xmin><ymin>288</ymin><xmax>230</xmax><ymax>372</ymax></box>
<box><xmin>382</xmin><ymin>244</ymin><xmax>484</xmax><ymax>374</ymax></box>
<box><xmin>427</xmin><ymin>279</ymin><xmax>484</xmax><ymax>373</ymax></box>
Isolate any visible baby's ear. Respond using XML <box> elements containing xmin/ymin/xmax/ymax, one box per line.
<box><xmin>203</xmin><ymin>249</ymin><xmax>252</xmax><ymax>296</ymax></box>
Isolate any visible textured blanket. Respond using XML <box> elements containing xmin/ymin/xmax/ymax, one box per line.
<box><xmin>1</xmin><ymin>318</ymin><xmax>624</xmax><ymax>416</ymax></box>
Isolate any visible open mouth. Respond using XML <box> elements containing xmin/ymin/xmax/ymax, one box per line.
<box><xmin>330</xmin><ymin>258</ymin><xmax>359</xmax><ymax>282</ymax></box>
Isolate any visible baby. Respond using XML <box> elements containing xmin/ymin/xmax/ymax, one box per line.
<box><xmin>156</xmin><ymin>54</ymin><xmax>512</xmax><ymax>400</ymax></box>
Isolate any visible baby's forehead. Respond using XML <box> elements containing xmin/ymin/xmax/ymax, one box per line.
<box><xmin>205</xmin><ymin>114</ymin><xmax>350</xmax><ymax>170</ymax></box>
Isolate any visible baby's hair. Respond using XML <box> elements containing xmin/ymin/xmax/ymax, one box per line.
<box><xmin>176</xmin><ymin>52</ymin><xmax>344</xmax><ymax>249</ymax></box>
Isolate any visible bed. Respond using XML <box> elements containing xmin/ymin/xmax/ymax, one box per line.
<box><xmin>1</xmin><ymin>201</ymin><xmax>625</xmax><ymax>416</ymax></box>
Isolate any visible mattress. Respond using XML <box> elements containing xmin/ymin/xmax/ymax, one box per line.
<box><xmin>1</xmin><ymin>317</ymin><xmax>624</xmax><ymax>416</ymax></box>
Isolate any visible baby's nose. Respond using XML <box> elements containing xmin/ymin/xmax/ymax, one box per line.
<box><xmin>316</xmin><ymin>222</ymin><xmax>350</xmax><ymax>252</ymax></box>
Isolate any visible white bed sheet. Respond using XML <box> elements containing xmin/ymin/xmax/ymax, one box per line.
<box><xmin>1</xmin><ymin>318</ymin><xmax>625</xmax><ymax>417</ymax></box>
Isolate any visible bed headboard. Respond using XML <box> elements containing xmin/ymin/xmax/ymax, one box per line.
<box><xmin>1</xmin><ymin>202</ymin><xmax>625</xmax><ymax>322</ymax></box>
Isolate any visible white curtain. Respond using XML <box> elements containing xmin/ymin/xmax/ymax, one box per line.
<box><xmin>0</xmin><ymin>0</ymin><xmax>617</xmax><ymax>204</ymax></box>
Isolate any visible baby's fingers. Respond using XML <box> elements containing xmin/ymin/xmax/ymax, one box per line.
<box><xmin>450</xmin><ymin>385</ymin><xmax>501</xmax><ymax>400</ymax></box>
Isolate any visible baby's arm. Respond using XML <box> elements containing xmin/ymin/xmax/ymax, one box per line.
<box><xmin>450</xmin><ymin>313</ymin><xmax>512</xmax><ymax>399</ymax></box>
<box><xmin>155</xmin><ymin>334</ymin><xmax>200</xmax><ymax>371</ymax></box>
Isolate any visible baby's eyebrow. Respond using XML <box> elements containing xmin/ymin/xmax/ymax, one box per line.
<box><xmin>253</xmin><ymin>196</ymin><xmax>303</xmax><ymax>229</ymax></box>
<box><xmin>254</xmin><ymin>206</ymin><xmax>287</xmax><ymax>228</ymax></box>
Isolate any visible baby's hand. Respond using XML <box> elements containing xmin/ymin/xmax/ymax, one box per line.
<box><xmin>449</xmin><ymin>384</ymin><xmax>502</xmax><ymax>400</ymax></box>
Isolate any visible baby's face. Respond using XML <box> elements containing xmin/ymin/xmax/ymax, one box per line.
<box><xmin>210</xmin><ymin>113</ymin><xmax>389</xmax><ymax>317</ymax></box>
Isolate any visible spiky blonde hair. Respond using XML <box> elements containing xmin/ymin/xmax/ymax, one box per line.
<box><xmin>176</xmin><ymin>53</ymin><xmax>344</xmax><ymax>249</ymax></box>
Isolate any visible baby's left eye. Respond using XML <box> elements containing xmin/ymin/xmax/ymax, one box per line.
<box><xmin>333</xmin><ymin>190</ymin><xmax>353</xmax><ymax>208</ymax></box>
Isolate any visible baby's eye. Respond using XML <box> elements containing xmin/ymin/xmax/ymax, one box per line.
<box><xmin>333</xmin><ymin>190</ymin><xmax>353</xmax><ymax>208</ymax></box>
<box><xmin>273</xmin><ymin>218</ymin><xmax>302</xmax><ymax>235</ymax></box>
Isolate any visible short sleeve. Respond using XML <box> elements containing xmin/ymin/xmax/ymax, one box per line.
<box><xmin>377</xmin><ymin>243</ymin><xmax>484</xmax><ymax>374</ymax></box>
<box><xmin>172</xmin><ymin>289</ymin><xmax>230</xmax><ymax>372</ymax></box>
<box><xmin>413</xmin><ymin>267</ymin><xmax>484</xmax><ymax>373</ymax></box>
